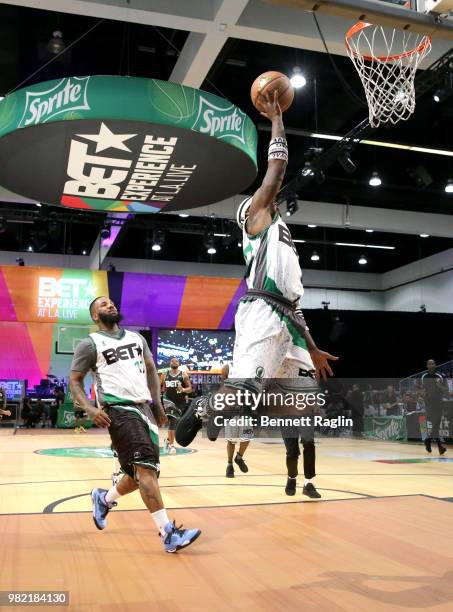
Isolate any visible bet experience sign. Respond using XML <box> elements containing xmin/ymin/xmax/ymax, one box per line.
<box><xmin>0</xmin><ymin>76</ymin><xmax>257</xmax><ymax>213</ymax></box>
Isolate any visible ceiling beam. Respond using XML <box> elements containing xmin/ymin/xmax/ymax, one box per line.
<box><xmin>174</xmin><ymin>196</ymin><xmax>453</xmax><ymax>238</ymax></box>
<box><xmin>170</xmin><ymin>0</ymin><xmax>249</xmax><ymax>87</ymax></box>
<box><xmin>3</xmin><ymin>0</ymin><xmax>451</xmax><ymax>64</ymax></box>
<box><xmin>87</xmin><ymin>211</ymin><xmax>129</xmax><ymax>270</ymax></box>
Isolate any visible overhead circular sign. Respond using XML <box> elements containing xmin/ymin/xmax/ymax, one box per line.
<box><xmin>0</xmin><ymin>76</ymin><xmax>257</xmax><ymax>213</ymax></box>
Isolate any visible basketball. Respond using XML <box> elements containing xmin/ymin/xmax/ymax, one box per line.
<box><xmin>250</xmin><ymin>71</ymin><xmax>294</xmax><ymax>113</ymax></box>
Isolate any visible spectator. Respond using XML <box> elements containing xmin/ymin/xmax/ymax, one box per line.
<box><xmin>381</xmin><ymin>385</ymin><xmax>400</xmax><ymax>416</ymax></box>
<box><xmin>347</xmin><ymin>384</ymin><xmax>364</xmax><ymax>437</ymax></box>
<box><xmin>403</xmin><ymin>391</ymin><xmax>418</xmax><ymax>414</ymax></box>
<box><xmin>0</xmin><ymin>383</ymin><xmax>11</xmax><ymax>421</ymax></box>
<box><xmin>21</xmin><ymin>396</ymin><xmax>32</xmax><ymax>427</ymax></box>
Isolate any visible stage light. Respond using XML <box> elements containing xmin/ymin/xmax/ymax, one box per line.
<box><xmin>338</xmin><ymin>147</ymin><xmax>356</xmax><ymax>174</ymax></box>
<box><xmin>358</xmin><ymin>255</ymin><xmax>367</xmax><ymax>265</ymax></box>
<box><xmin>310</xmin><ymin>251</ymin><xmax>320</xmax><ymax>261</ymax></box>
<box><xmin>100</xmin><ymin>225</ymin><xmax>111</xmax><ymax>240</ymax></box>
<box><xmin>445</xmin><ymin>179</ymin><xmax>453</xmax><ymax>193</ymax></box>
<box><xmin>290</xmin><ymin>67</ymin><xmax>307</xmax><ymax>89</ymax></box>
<box><xmin>419</xmin><ymin>233</ymin><xmax>429</xmax><ymax>238</ymax></box>
<box><xmin>152</xmin><ymin>229</ymin><xmax>165</xmax><ymax>252</ymax></box>
<box><xmin>286</xmin><ymin>192</ymin><xmax>298</xmax><ymax>217</ymax></box>
<box><xmin>204</xmin><ymin>231</ymin><xmax>216</xmax><ymax>255</ymax></box>
<box><xmin>369</xmin><ymin>171</ymin><xmax>382</xmax><ymax>187</ymax></box>
<box><xmin>47</xmin><ymin>30</ymin><xmax>65</xmax><ymax>55</ymax></box>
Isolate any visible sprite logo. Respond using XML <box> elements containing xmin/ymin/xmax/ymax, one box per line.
<box><xmin>193</xmin><ymin>95</ymin><xmax>246</xmax><ymax>144</ymax></box>
<box><xmin>19</xmin><ymin>76</ymin><xmax>91</xmax><ymax>127</ymax></box>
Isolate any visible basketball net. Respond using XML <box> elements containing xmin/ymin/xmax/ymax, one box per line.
<box><xmin>345</xmin><ymin>21</ymin><xmax>431</xmax><ymax>128</ymax></box>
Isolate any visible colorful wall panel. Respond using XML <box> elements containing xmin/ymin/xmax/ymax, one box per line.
<box><xmin>0</xmin><ymin>266</ymin><xmax>246</xmax><ymax>387</ymax></box>
<box><xmin>0</xmin><ymin>266</ymin><xmax>246</xmax><ymax>328</ymax></box>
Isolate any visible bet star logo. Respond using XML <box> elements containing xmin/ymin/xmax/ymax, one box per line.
<box><xmin>77</xmin><ymin>122</ymin><xmax>136</xmax><ymax>153</ymax></box>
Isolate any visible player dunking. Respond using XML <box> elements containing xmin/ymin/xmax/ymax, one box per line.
<box><xmin>69</xmin><ymin>297</ymin><xmax>201</xmax><ymax>553</ymax></box>
<box><xmin>176</xmin><ymin>90</ymin><xmax>338</xmax><ymax>447</ymax></box>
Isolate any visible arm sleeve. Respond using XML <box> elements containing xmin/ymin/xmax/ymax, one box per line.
<box><xmin>137</xmin><ymin>333</ymin><xmax>152</xmax><ymax>359</ymax></box>
<box><xmin>71</xmin><ymin>338</ymin><xmax>97</xmax><ymax>373</ymax></box>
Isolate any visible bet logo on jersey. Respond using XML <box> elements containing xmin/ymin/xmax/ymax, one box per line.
<box><xmin>102</xmin><ymin>342</ymin><xmax>143</xmax><ymax>365</ymax></box>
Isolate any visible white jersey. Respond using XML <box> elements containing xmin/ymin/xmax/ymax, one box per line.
<box><xmin>243</xmin><ymin>213</ymin><xmax>304</xmax><ymax>302</ymax></box>
<box><xmin>90</xmin><ymin>329</ymin><xmax>151</xmax><ymax>406</ymax></box>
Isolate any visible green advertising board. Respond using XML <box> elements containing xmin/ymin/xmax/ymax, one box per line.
<box><xmin>363</xmin><ymin>416</ymin><xmax>407</xmax><ymax>441</ymax></box>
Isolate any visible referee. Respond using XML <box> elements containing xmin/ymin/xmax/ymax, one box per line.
<box><xmin>421</xmin><ymin>359</ymin><xmax>448</xmax><ymax>455</ymax></box>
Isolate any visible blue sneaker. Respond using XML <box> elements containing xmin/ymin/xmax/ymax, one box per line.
<box><xmin>161</xmin><ymin>521</ymin><xmax>201</xmax><ymax>553</ymax></box>
<box><xmin>91</xmin><ymin>488</ymin><xmax>117</xmax><ymax>530</ymax></box>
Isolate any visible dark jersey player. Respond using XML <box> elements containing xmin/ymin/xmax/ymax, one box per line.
<box><xmin>161</xmin><ymin>358</ymin><xmax>192</xmax><ymax>453</ymax></box>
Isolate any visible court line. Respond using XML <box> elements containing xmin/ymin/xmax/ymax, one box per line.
<box><xmin>0</xmin><ymin>492</ymin><xmax>447</xmax><ymax>517</ymax></box>
<box><xmin>0</xmin><ymin>472</ymin><xmax>451</xmax><ymax>487</ymax></box>
<box><xmin>43</xmin><ymin>484</ymin><xmax>374</xmax><ymax>513</ymax></box>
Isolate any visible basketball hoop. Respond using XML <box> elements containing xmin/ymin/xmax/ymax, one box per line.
<box><xmin>345</xmin><ymin>21</ymin><xmax>431</xmax><ymax>128</ymax></box>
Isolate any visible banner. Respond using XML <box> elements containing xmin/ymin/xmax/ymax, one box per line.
<box><xmin>363</xmin><ymin>416</ymin><xmax>407</xmax><ymax>440</ymax></box>
<box><xmin>0</xmin><ymin>267</ymin><xmax>108</xmax><ymax>324</ymax></box>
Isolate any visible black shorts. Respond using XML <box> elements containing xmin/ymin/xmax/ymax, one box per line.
<box><xmin>106</xmin><ymin>404</ymin><xmax>160</xmax><ymax>480</ymax></box>
<box><xmin>164</xmin><ymin>399</ymin><xmax>186</xmax><ymax>431</ymax></box>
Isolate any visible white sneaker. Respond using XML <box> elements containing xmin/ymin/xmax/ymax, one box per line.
<box><xmin>169</xmin><ymin>445</ymin><xmax>177</xmax><ymax>455</ymax></box>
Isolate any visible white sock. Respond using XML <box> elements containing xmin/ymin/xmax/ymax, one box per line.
<box><xmin>304</xmin><ymin>478</ymin><xmax>312</xmax><ymax>486</ymax></box>
<box><xmin>151</xmin><ymin>508</ymin><xmax>171</xmax><ymax>535</ymax></box>
<box><xmin>105</xmin><ymin>485</ymin><xmax>121</xmax><ymax>505</ymax></box>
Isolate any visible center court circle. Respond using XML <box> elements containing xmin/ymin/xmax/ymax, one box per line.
<box><xmin>36</xmin><ymin>446</ymin><xmax>196</xmax><ymax>458</ymax></box>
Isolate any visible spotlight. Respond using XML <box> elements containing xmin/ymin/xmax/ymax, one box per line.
<box><xmin>179</xmin><ymin>213</ymin><xmax>189</xmax><ymax>218</ymax></box>
<box><xmin>369</xmin><ymin>171</ymin><xmax>382</xmax><ymax>187</ymax></box>
<box><xmin>82</xmin><ymin>250</ymin><xmax>87</xmax><ymax>256</ymax></box>
<box><xmin>36</xmin><ymin>203</ymin><xmax>42</xmax><ymax>208</ymax></box>
<box><xmin>358</xmin><ymin>255</ymin><xmax>367</xmax><ymax>265</ymax></box>
<box><xmin>204</xmin><ymin>231</ymin><xmax>216</xmax><ymax>255</ymax></box>
<box><xmin>285</xmin><ymin>192</ymin><xmax>298</xmax><ymax>217</ymax></box>
<box><xmin>419</xmin><ymin>233</ymin><xmax>429</xmax><ymax>238</ymax></box>
<box><xmin>238</xmin><ymin>241</ymin><xmax>242</xmax><ymax>247</ymax></box>
<box><xmin>338</xmin><ymin>147</ymin><xmax>356</xmax><ymax>174</ymax></box>
<box><xmin>100</xmin><ymin>225</ymin><xmax>111</xmax><ymax>240</ymax></box>
<box><xmin>322</xmin><ymin>301</ymin><xmax>330</xmax><ymax>310</ymax></box>
<box><xmin>290</xmin><ymin>67</ymin><xmax>307</xmax><ymax>89</ymax></box>
<box><xmin>432</xmin><ymin>73</ymin><xmax>453</xmax><ymax>104</ymax></box>
<box><xmin>300</xmin><ymin>162</ymin><xmax>315</xmax><ymax>178</ymax></box>
<box><xmin>365</xmin><ymin>229</ymin><xmax>374</xmax><ymax>233</ymax></box>
<box><xmin>307</xmin><ymin>224</ymin><xmax>317</xmax><ymax>228</ymax></box>
<box><xmin>27</xmin><ymin>245</ymin><xmax>33</xmax><ymax>252</ymax></box>
<box><xmin>47</xmin><ymin>30</ymin><xmax>65</xmax><ymax>55</ymax></box>
<box><xmin>16</xmin><ymin>257</ymin><xmax>24</xmax><ymax>266</ymax></box>
<box><xmin>445</xmin><ymin>179</ymin><xmax>453</xmax><ymax>193</ymax></box>
<box><xmin>152</xmin><ymin>229</ymin><xmax>165</xmax><ymax>252</ymax></box>
<box><xmin>310</xmin><ymin>251</ymin><xmax>320</xmax><ymax>261</ymax></box>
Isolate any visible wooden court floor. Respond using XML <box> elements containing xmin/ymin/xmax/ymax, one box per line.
<box><xmin>1</xmin><ymin>429</ymin><xmax>453</xmax><ymax>611</ymax></box>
